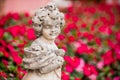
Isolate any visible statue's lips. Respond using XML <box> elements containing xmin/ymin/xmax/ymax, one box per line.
<box><xmin>49</xmin><ymin>33</ymin><xmax>58</xmax><ymax>36</ymax></box>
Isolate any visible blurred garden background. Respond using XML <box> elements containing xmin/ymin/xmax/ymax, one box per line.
<box><xmin>0</xmin><ymin>0</ymin><xmax>120</xmax><ymax>80</ymax></box>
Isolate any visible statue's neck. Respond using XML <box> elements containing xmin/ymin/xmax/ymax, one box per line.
<box><xmin>39</xmin><ymin>36</ymin><xmax>55</xmax><ymax>44</ymax></box>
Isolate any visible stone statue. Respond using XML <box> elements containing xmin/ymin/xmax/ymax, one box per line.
<box><xmin>22</xmin><ymin>2</ymin><xmax>65</xmax><ymax>80</ymax></box>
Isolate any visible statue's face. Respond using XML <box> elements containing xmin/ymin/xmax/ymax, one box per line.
<box><xmin>42</xmin><ymin>22</ymin><xmax>61</xmax><ymax>40</ymax></box>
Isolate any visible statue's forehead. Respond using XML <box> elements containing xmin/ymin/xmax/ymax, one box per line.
<box><xmin>44</xmin><ymin>17</ymin><xmax>60</xmax><ymax>26</ymax></box>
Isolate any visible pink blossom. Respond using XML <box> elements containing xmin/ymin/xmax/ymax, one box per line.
<box><xmin>76</xmin><ymin>58</ymin><xmax>85</xmax><ymax>72</ymax></box>
<box><xmin>88</xmin><ymin>74</ymin><xmax>97</xmax><ymax>80</ymax></box>
<box><xmin>113</xmin><ymin>76</ymin><xmax>120</xmax><ymax>80</ymax></box>
<box><xmin>97</xmin><ymin>61</ymin><xmax>104</xmax><ymax>69</ymax></box>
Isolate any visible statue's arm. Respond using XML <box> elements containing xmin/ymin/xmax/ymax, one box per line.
<box><xmin>24</xmin><ymin>52</ymin><xmax>57</xmax><ymax>69</ymax></box>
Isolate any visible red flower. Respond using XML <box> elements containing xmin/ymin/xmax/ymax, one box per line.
<box><xmin>72</xmin><ymin>15</ymin><xmax>79</xmax><ymax>22</ymax></box>
<box><xmin>74</xmin><ymin>78</ymin><xmax>81</xmax><ymax>80</ymax></box>
<box><xmin>12</xmin><ymin>13</ymin><xmax>20</xmax><ymax>20</ymax></box>
<box><xmin>0</xmin><ymin>47</ymin><xmax>9</xmax><ymax>58</ymax></box>
<box><xmin>102</xmin><ymin>50</ymin><xmax>115</xmax><ymax>65</ymax></box>
<box><xmin>27</xmin><ymin>28</ymin><xmax>36</xmax><ymax>40</ymax></box>
<box><xmin>113</xmin><ymin>76</ymin><xmax>120</xmax><ymax>80</ymax></box>
<box><xmin>0</xmin><ymin>71</ymin><xmax>7</xmax><ymax>78</ymax></box>
<box><xmin>58</xmin><ymin>34</ymin><xmax>65</xmax><ymax>40</ymax></box>
<box><xmin>83</xmin><ymin>64</ymin><xmax>98</xmax><ymax>76</ymax></box>
<box><xmin>65</xmin><ymin>13</ymin><xmax>71</xmax><ymax>20</ymax></box>
<box><xmin>68</xmin><ymin>35</ymin><xmax>75</xmax><ymax>42</ymax></box>
<box><xmin>12</xmin><ymin>52</ymin><xmax>22</xmax><ymax>65</ymax></box>
<box><xmin>65</xmin><ymin>64</ymin><xmax>74</xmax><ymax>73</ymax></box>
<box><xmin>83</xmin><ymin>32</ymin><xmax>94</xmax><ymax>41</ymax></box>
<box><xmin>107</xmin><ymin>39</ymin><xmax>115</xmax><ymax>48</ymax></box>
<box><xmin>98</xmin><ymin>25</ymin><xmax>112</xmax><ymax>35</ymax></box>
<box><xmin>0</xmin><ymin>28</ymin><xmax>4</xmax><ymax>38</ymax></box>
<box><xmin>61</xmin><ymin>72</ymin><xmax>70</xmax><ymax>80</ymax></box>
<box><xmin>95</xmin><ymin>37</ymin><xmax>101</xmax><ymax>46</ymax></box>
<box><xmin>114</xmin><ymin>44</ymin><xmax>120</xmax><ymax>60</ymax></box>
<box><xmin>116</xmin><ymin>31</ymin><xmax>120</xmax><ymax>41</ymax></box>
<box><xmin>28</xmin><ymin>19</ymin><xmax>33</xmax><ymax>25</ymax></box>
<box><xmin>2</xmin><ymin>59</ymin><xmax>8</xmax><ymax>66</ymax></box>
<box><xmin>64</xmin><ymin>56</ymin><xmax>80</xmax><ymax>73</ymax></box>
<box><xmin>76</xmin><ymin>44</ymin><xmax>89</xmax><ymax>54</ymax></box>
<box><xmin>81</xmin><ymin>23</ymin><xmax>87</xmax><ymax>28</ymax></box>
<box><xmin>7</xmin><ymin>25</ymin><xmax>21</xmax><ymax>37</ymax></box>
<box><xmin>24</xmin><ymin>12</ymin><xmax>30</xmax><ymax>17</ymax></box>
<box><xmin>0</xmin><ymin>40</ymin><xmax>7</xmax><ymax>47</ymax></box>
<box><xmin>19</xmin><ymin>25</ymin><xmax>27</xmax><ymax>35</ymax></box>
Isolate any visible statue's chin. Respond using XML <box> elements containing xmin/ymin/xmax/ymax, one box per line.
<box><xmin>46</xmin><ymin>37</ymin><xmax>56</xmax><ymax>40</ymax></box>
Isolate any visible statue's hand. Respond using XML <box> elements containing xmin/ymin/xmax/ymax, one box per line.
<box><xmin>54</xmin><ymin>49</ymin><xmax>65</xmax><ymax>57</ymax></box>
<box><xmin>40</xmin><ymin>56</ymin><xmax>64</xmax><ymax>74</ymax></box>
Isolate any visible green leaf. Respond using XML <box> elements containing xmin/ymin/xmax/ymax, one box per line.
<box><xmin>66</xmin><ymin>44</ymin><xmax>75</xmax><ymax>56</ymax></box>
<box><xmin>8</xmin><ymin>65</ymin><xmax>16</xmax><ymax>72</ymax></box>
<box><xmin>3</xmin><ymin>32</ymin><xmax>13</xmax><ymax>41</ymax></box>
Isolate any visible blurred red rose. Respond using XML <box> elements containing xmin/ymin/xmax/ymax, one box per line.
<box><xmin>7</xmin><ymin>25</ymin><xmax>20</xmax><ymax>37</ymax></box>
<box><xmin>0</xmin><ymin>28</ymin><xmax>4</xmax><ymax>38</ymax></box>
<box><xmin>83</xmin><ymin>64</ymin><xmax>98</xmax><ymax>76</ymax></box>
<box><xmin>61</xmin><ymin>72</ymin><xmax>70</xmax><ymax>80</ymax></box>
<box><xmin>12</xmin><ymin>13</ymin><xmax>20</xmax><ymax>20</ymax></box>
<box><xmin>26</xmin><ymin>28</ymin><xmax>36</xmax><ymax>40</ymax></box>
<box><xmin>116</xmin><ymin>31</ymin><xmax>120</xmax><ymax>41</ymax></box>
<box><xmin>102</xmin><ymin>50</ymin><xmax>115</xmax><ymax>65</ymax></box>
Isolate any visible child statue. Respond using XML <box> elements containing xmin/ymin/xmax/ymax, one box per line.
<box><xmin>22</xmin><ymin>2</ymin><xmax>65</xmax><ymax>80</ymax></box>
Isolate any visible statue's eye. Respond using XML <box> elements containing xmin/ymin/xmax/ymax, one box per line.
<box><xmin>39</xmin><ymin>24</ymin><xmax>41</xmax><ymax>27</ymax></box>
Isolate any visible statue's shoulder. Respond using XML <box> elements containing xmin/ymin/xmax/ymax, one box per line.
<box><xmin>24</xmin><ymin>38</ymin><xmax>43</xmax><ymax>55</ymax></box>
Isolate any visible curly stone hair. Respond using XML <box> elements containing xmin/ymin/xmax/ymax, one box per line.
<box><xmin>32</xmin><ymin>2</ymin><xmax>65</xmax><ymax>38</ymax></box>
